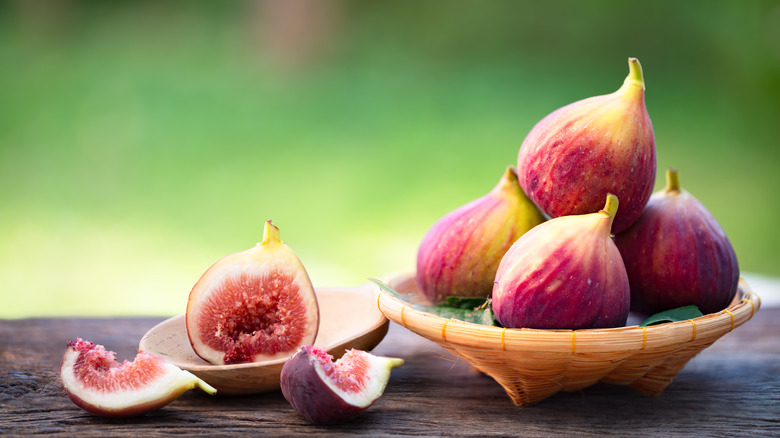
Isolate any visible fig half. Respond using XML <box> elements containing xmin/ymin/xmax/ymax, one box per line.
<box><xmin>60</xmin><ymin>338</ymin><xmax>216</xmax><ymax>418</ymax></box>
<box><xmin>280</xmin><ymin>346</ymin><xmax>403</xmax><ymax>425</ymax></box>
<box><xmin>186</xmin><ymin>220</ymin><xmax>319</xmax><ymax>365</ymax></box>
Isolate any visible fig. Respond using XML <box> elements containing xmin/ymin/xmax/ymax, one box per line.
<box><xmin>615</xmin><ymin>168</ymin><xmax>739</xmax><ymax>314</ymax></box>
<box><xmin>416</xmin><ymin>167</ymin><xmax>545</xmax><ymax>304</ymax></box>
<box><xmin>280</xmin><ymin>345</ymin><xmax>403</xmax><ymax>425</ymax></box>
<box><xmin>186</xmin><ymin>220</ymin><xmax>319</xmax><ymax>365</ymax></box>
<box><xmin>517</xmin><ymin>57</ymin><xmax>656</xmax><ymax>233</ymax></box>
<box><xmin>492</xmin><ymin>193</ymin><xmax>630</xmax><ymax>329</ymax></box>
<box><xmin>60</xmin><ymin>338</ymin><xmax>216</xmax><ymax>418</ymax></box>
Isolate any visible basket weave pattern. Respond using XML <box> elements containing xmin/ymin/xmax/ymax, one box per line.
<box><xmin>377</xmin><ymin>272</ymin><xmax>761</xmax><ymax>406</ymax></box>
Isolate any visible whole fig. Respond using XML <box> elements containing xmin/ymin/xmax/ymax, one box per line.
<box><xmin>615</xmin><ymin>169</ymin><xmax>739</xmax><ymax>314</ymax></box>
<box><xmin>416</xmin><ymin>167</ymin><xmax>545</xmax><ymax>304</ymax></box>
<box><xmin>517</xmin><ymin>57</ymin><xmax>656</xmax><ymax>233</ymax></box>
<box><xmin>492</xmin><ymin>194</ymin><xmax>629</xmax><ymax>329</ymax></box>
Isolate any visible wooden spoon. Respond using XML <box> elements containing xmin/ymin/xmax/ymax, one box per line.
<box><xmin>139</xmin><ymin>282</ymin><xmax>388</xmax><ymax>395</ymax></box>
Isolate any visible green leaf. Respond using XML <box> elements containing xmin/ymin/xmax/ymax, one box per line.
<box><xmin>369</xmin><ymin>278</ymin><xmax>403</xmax><ymax>299</ymax></box>
<box><xmin>639</xmin><ymin>305</ymin><xmax>704</xmax><ymax>327</ymax></box>
<box><xmin>369</xmin><ymin>278</ymin><xmax>498</xmax><ymax>326</ymax></box>
<box><xmin>444</xmin><ymin>296</ymin><xmax>491</xmax><ymax>309</ymax></box>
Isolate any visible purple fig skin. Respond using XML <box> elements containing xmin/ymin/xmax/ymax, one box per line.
<box><xmin>416</xmin><ymin>167</ymin><xmax>545</xmax><ymax>304</ymax></box>
<box><xmin>492</xmin><ymin>194</ymin><xmax>630</xmax><ymax>329</ymax></box>
<box><xmin>281</xmin><ymin>351</ymin><xmax>365</xmax><ymax>424</ymax></box>
<box><xmin>517</xmin><ymin>58</ymin><xmax>656</xmax><ymax>234</ymax></box>
<box><xmin>615</xmin><ymin>169</ymin><xmax>739</xmax><ymax>315</ymax></box>
<box><xmin>280</xmin><ymin>346</ymin><xmax>402</xmax><ymax>425</ymax></box>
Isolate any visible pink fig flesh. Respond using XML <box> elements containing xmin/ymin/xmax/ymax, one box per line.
<box><xmin>59</xmin><ymin>338</ymin><xmax>216</xmax><ymax>418</ymax></box>
<box><xmin>416</xmin><ymin>167</ymin><xmax>544</xmax><ymax>304</ymax></box>
<box><xmin>492</xmin><ymin>194</ymin><xmax>630</xmax><ymax>329</ymax></box>
<box><xmin>615</xmin><ymin>168</ymin><xmax>739</xmax><ymax>314</ymax></box>
<box><xmin>280</xmin><ymin>346</ymin><xmax>403</xmax><ymax>425</ymax></box>
<box><xmin>517</xmin><ymin>57</ymin><xmax>656</xmax><ymax>233</ymax></box>
<box><xmin>186</xmin><ymin>220</ymin><xmax>319</xmax><ymax>365</ymax></box>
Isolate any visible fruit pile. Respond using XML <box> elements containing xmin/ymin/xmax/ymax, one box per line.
<box><xmin>58</xmin><ymin>57</ymin><xmax>740</xmax><ymax>420</ymax></box>
<box><xmin>60</xmin><ymin>220</ymin><xmax>402</xmax><ymax>423</ymax></box>
<box><xmin>416</xmin><ymin>58</ymin><xmax>739</xmax><ymax>329</ymax></box>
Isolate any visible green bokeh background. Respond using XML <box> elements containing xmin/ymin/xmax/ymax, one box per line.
<box><xmin>2</xmin><ymin>1</ymin><xmax>779</xmax><ymax>318</ymax></box>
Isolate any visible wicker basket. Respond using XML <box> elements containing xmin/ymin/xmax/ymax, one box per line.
<box><xmin>376</xmin><ymin>272</ymin><xmax>761</xmax><ymax>406</ymax></box>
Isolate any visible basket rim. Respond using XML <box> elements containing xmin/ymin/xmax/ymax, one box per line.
<box><xmin>376</xmin><ymin>272</ymin><xmax>761</xmax><ymax>355</ymax></box>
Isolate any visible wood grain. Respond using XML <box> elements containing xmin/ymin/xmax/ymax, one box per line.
<box><xmin>2</xmin><ymin>311</ymin><xmax>779</xmax><ymax>436</ymax></box>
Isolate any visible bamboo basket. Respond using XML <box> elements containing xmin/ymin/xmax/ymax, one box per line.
<box><xmin>376</xmin><ymin>272</ymin><xmax>761</xmax><ymax>406</ymax></box>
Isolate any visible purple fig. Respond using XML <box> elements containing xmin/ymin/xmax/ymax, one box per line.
<box><xmin>416</xmin><ymin>167</ymin><xmax>545</xmax><ymax>304</ymax></box>
<box><xmin>517</xmin><ymin>57</ymin><xmax>656</xmax><ymax>233</ymax></box>
<box><xmin>280</xmin><ymin>346</ymin><xmax>403</xmax><ymax>425</ymax></box>
<box><xmin>615</xmin><ymin>169</ymin><xmax>739</xmax><ymax>314</ymax></box>
<box><xmin>492</xmin><ymin>194</ymin><xmax>630</xmax><ymax>329</ymax></box>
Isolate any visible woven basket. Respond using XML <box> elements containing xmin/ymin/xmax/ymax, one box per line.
<box><xmin>376</xmin><ymin>272</ymin><xmax>761</xmax><ymax>406</ymax></box>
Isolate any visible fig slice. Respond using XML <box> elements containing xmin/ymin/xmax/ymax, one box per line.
<box><xmin>280</xmin><ymin>346</ymin><xmax>403</xmax><ymax>425</ymax></box>
<box><xmin>186</xmin><ymin>220</ymin><xmax>319</xmax><ymax>365</ymax></box>
<box><xmin>59</xmin><ymin>338</ymin><xmax>216</xmax><ymax>418</ymax></box>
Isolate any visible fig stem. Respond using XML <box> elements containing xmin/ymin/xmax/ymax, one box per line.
<box><xmin>617</xmin><ymin>57</ymin><xmax>645</xmax><ymax>100</ymax></box>
<box><xmin>261</xmin><ymin>220</ymin><xmax>281</xmax><ymax>245</ymax></box>
<box><xmin>665</xmin><ymin>168</ymin><xmax>681</xmax><ymax>193</ymax></box>
<box><xmin>599</xmin><ymin>193</ymin><xmax>619</xmax><ymax>230</ymax></box>
<box><xmin>194</xmin><ymin>377</ymin><xmax>217</xmax><ymax>395</ymax></box>
<box><xmin>495</xmin><ymin>166</ymin><xmax>519</xmax><ymax>192</ymax></box>
<box><xmin>624</xmin><ymin>57</ymin><xmax>644</xmax><ymax>89</ymax></box>
<box><xmin>386</xmin><ymin>358</ymin><xmax>405</xmax><ymax>369</ymax></box>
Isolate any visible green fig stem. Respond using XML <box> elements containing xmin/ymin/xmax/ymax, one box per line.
<box><xmin>261</xmin><ymin>220</ymin><xmax>281</xmax><ymax>245</ymax></box>
<box><xmin>386</xmin><ymin>357</ymin><xmax>405</xmax><ymax>369</ymax></box>
<box><xmin>625</xmin><ymin>57</ymin><xmax>644</xmax><ymax>89</ymax></box>
<box><xmin>194</xmin><ymin>378</ymin><xmax>217</xmax><ymax>395</ymax></box>
<box><xmin>599</xmin><ymin>193</ymin><xmax>619</xmax><ymax>230</ymax></box>
<box><xmin>617</xmin><ymin>57</ymin><xmax>645</xmax><ymax>99</ymax></box>
<box><xmin>665</xmin><ymin>168</ymin><xmax>681</xmax><ymax>193</ymax></box>
<box><xmin>496</xmin><ymin>166</ymin><xmax>519</xmax><ymax>191</ymax></box>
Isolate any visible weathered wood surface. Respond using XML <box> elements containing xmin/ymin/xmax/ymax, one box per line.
<box><xmin>1</xmin><ymin>311</ymin><xmax>779</xmax><ymax>437</ymax></box>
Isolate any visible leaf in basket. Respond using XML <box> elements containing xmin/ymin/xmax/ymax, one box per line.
<box><xmin>444</xmin><ymin>296</ymin><xmax>491</xmax><ymax>309</ymax></box>
<box><xmin>638</xmin><ymin>305</ymin><xmax>704</xmax><ymax>327</ymax></box>
<box><xmin>369</xmin><ymin>278</ymin><xmax>498</xmax><ymax>326</ymax></box>
<box><xmin>370</xmin><ymin>278</ymin><xmax>404</xmax><ymax>300</ymax></box>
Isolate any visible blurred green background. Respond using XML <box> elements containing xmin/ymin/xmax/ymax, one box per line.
<box><xmin>1</xmin><ymin>0</ymin><xmax>779</xmax><ymax>318</ymax></box>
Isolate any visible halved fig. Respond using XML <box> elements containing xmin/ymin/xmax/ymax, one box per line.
<box><xmin>280</xmin><ymin>346</ymin><xmax>403</xmax><ymax>425</ymax></box>
<box><xmin>60</xmin><ymin>338</ymin><xmax>216</xmax><ymax>418</ymax></box>
<box><xmin>186</xmin><ymin>220</ymin><xmax>319</xmax><ymax>365</ymax></box>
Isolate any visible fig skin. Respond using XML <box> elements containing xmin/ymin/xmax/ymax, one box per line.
<box><xmin>280</xmin><ymin>346</ymin><xmax>403</xmax><ymax>425</ymax></box>
<box><xmin>60</xmin><ymin>338</ymin><xmax>216</xmax><ymax>418</ymax></box>
<box><xmin>615</xmin><ymin>169</ymin><xmax>739</xmax><ymax>314</ymax></box>
<box><xmin>517</xmin><ymin>57</ymin><xmax>656</xmax><ymax>234</ymax></box>
<box><xmin>416</xmin><ymin>167</ymin><xmax>545</xmax><ymax>304</ymax></box>
<box><xmin>492</xmin><ymin>194</ymin><xmax>630</xmax><ymax>329</ymax></box>
<box><xmin>186</xmin><ymin>220</ymin><xmax>319</xmax><ymax>365</ymax></box>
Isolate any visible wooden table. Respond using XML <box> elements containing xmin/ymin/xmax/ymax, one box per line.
<box><xmin>2</xmin><ymin>309</ymin><xmax>778</xmax><ymax>436</ymax></box>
